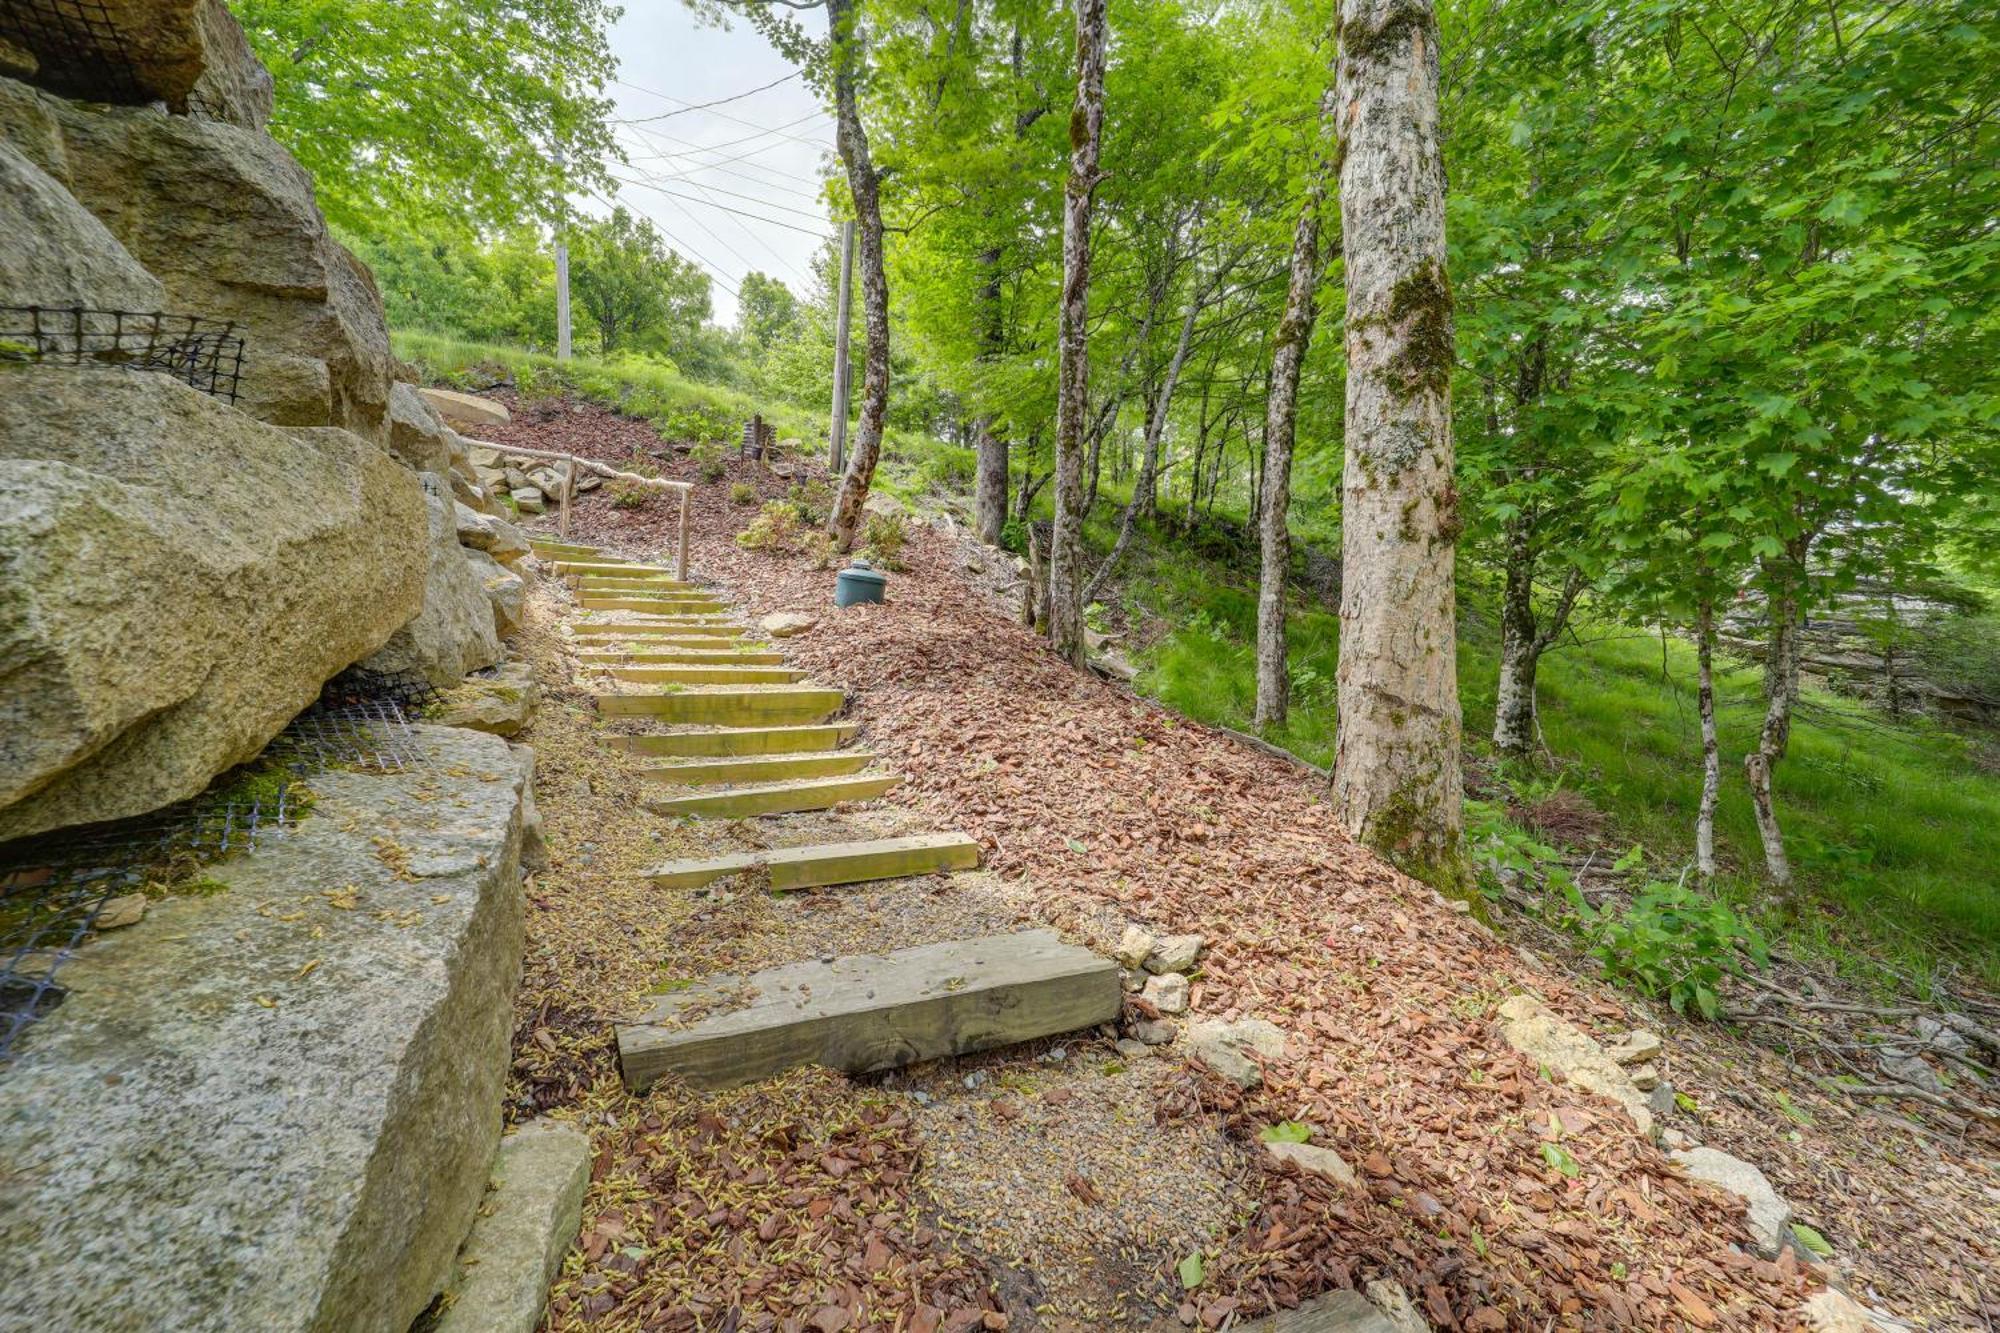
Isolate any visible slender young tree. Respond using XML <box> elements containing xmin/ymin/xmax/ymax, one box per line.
<box><xmin>1254</xmin><ymin>81</ymin><xmax>1337</xmax><ymax>728</ymax></box>
<box><xmin>1048</xmin><ymin>0</ymin><xmax>1109</xmax><ymax>667</ymax></box>
<box><xmin>1330</xmin><ymin>0</ymin><xmax>1468</xmax><ymax>886</ymax></box>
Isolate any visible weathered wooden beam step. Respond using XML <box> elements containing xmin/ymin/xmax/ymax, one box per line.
<box><xmin>572</xmin><ymin>622</ymin><xmax>748</xmax><ymax>639</ymax></box>
<box><xmin>596</xmin><ymin>687</ymin><xmax>845</xmax><ymax>724</ymax></box>
<box><xmin>606</xmin><ymin>665</ymin><xmax>805</xmax><ymax>686</ymax></box>
<box><xmin>643</xmin><ymin>832</ymin><xmax>981</xmax><ymax>891</ymax></box>
<box><xmin>602</xmin><ymin>724</ymin><xmax>859</xmax><ymax>757</ymax></box>
<box><xmin>578</xmin><ymin>648</ymin><xmax>787</xmax><ymax>666</ymax></box>
<box><xmin>531</xmin><ymin>542</ymin><xmax>614</xmax><ymax>559</ymax></box>
<box><xmin>579</xmin><ymin>598</ymin><xmax>739</xmax><ymax>616</ymax></box>
<box><xmin>642</xmin><ymin>772</ymin><xmax>900</xmax><ymax>818</ymax></box>
<box><xmin>618</xmin><ymin>929</ymin><xmax>1120</xmax><ymax>1092</ymax></box>
<box><xmin>549</xmin><ymin>560</ymin><xmax>674</xmax><ymax>576</ymax></box>
<box><xmin>573</xmin><ymin>580</ymin><xmax>719</xmax><ymax>596</ymax></box>
<box><xmin>637</xmin><ymin>750</ymin><xmax>873</xmax><ymax>786</ymax></box>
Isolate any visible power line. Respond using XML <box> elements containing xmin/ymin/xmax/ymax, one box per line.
<box><xmin>615</xmin><ymin>117</ymin><xmax>835</xmax><ymax>193</ymax></box>
<box><xmin>611</xmin><ymin>71</ymin><xmax>801</xmax><ymax>123</ymax></box>
<box><xmin>581</xmin><ymin>184</ymin><xmax>742</xmax><ymax>300</ymax></box>
<box><xmin>611</xmin><ymin>97</ymin><xmax>831</xmax><ymax>152</ymax></box>
<box><xmin>616</xmin><ymin>125</ymin><xmax>828</xmax><ymax>202</ymax></box>
<box><xmin>608</xmin><ymin>174</ymin><xmax>831</xmax><ymax>237</ymax></box>
<box><xmin>617</xmin><ymin>159</ymin><xmax>830</xmax><ymax>223</ymax></box>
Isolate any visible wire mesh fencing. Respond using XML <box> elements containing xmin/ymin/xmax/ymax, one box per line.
<box><xmin>0</xmin><ymin>668</ymin><xmax>443</xmax><ymax>1061</ymax></box>
<box><xmin>1</xmin><ymin>306</ymin><xmax>246</xmax><ymax>403</ymax></box>
<box><xmin>0</xmin><ymin>0</ymin><xmax>144</xmax><ymax>104</ymax></box>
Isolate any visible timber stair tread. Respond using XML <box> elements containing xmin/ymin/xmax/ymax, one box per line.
<box><xmin>602</xmin><ymin>665</ymin><xmax>805</xmax><ymax>685</ymax></box>
<box><xmin>635</xmin><ymin>750</ymin><xmax>875</xmax><ymax>786</ymax></box>
<box><xmin>602</xmin><ymin>724</ymin><xmax>859</xmax><ymax>757</ymax></box>
<box><xmin>578</xmin><ymin>599</ymin><xmax>741</xmax><ymax>616</ymax></box>
<box><xmin>616</xmin><ymin>928</ymin><xmax>1120</xmax><ymax>1091</ymax></box>
<box><xmin>596</xmin><ymin>686</ymin><xmax>846</xmax><ymax>723</ymax></box>
<box><xmin>578</xmin><ymin>649</ymin><xmax>786</xmax><ymax>665</ymax></box>
<box><xmin>642</xmin><ymin>832</ymin><xmax>981</xmax><ymax>891</ymax></box>
<box><xmin>641</xmin><ymin>772</ymin><xmax>900</xmax><ymax>818</ymax></box>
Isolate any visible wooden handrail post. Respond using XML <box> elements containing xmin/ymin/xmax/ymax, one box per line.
<box><xmin>557</xmin><ymin>459</ymin><xmax>574</xmax><ymax>539</ymax></box>
<box><xmin>676</xmin><ymin>486</ymin><xmax>691</xmax><ymax>582</ymax></box>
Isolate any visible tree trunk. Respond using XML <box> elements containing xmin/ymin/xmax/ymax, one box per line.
<box><xmin>1330</xmin><ymin>0</ymin><xmax>1468</xmax><ymax>887</ymax></box>
<box><xmin>1048</xmin><ymin>0</ymin><xmax>1108</xmax><ymax>668</ymax></box>
<box><xmin>1255</xmin><ymin>85</ymin><xmax>1336</xmax><ymax>729</ymax></box>
<box><xmin>1695</xmin><ymin>596</ymin><xmax>1720</xmax><ymax>879</ymax></box>
<box><xmin>825</xmin><ymin>0</ymin><xmax>892</xmax><ymax>552</ymax></box>
<box><xmin>1745</xmin><ymin>546</ymin><xmax>1806</xmax><ymax>887</ymax></box>
<box><xmin>1491</xmin><ymin>517</ymin><xmax>1541</xmax><ymax>758</ymax></box>
<box><xmin>974</xmin><ymin>416</ymin><xmax>1008</xmax><ymax>545</ymax></box>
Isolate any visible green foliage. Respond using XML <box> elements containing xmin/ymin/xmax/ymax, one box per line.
<box><xmin>663</xmin><ymin>404</ymin><xmax>739</xmax><ymax>448</ymax></box>
<box><xmin>737</xmin><ymin>500</ymin><xmax>805</xmax><ymax>554</ymax></box>
<box><xmin>861</xmin><ymin>512</ymin><xmax>910</xmax><ymax>571</ymax></box>
<box><xmin>236</xmin><ymin>0</ymin><xmax>620</xmax><ymax>235</ymax></box>
<box><xmin>788</xmin><ymin>478</ymin><xmax>835</xmax><ymax>528</ymax></box>
<box><xmin>737</xmin><ymin>272</ymin><xmax>802</xmax><ymax>355</ymax></box>
<box><xmin>728</xmin><ymin>482</ymin><xmax>759</xmax><ymax>506</ymax></box>
<box><xmin>1575</xmin><ymin>881</ymin><xmax>1770</xmax><ymax>1021</ymax></box>
<box><xmin>570</xmin><ymin>207</ymin><xmax>713</xmax><ymax>359</ymax></box>
<box><xmin>608</xmin><ymin>483</ymin><xmax>651</xmax><ymax>511</ymax></box>
<box><xmin>1258</xmin><ymin>1120</ymin><xmax>1313</xmax><ymax>1144</ymax></box>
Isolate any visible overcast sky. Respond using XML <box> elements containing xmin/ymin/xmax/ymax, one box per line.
<box><xmin>592</xmin><ymin>6</ymin><xmax>839</xmax><ymax>325</ymax></box>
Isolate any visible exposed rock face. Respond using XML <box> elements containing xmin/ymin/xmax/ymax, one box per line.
<box><xmin>433</xmin><ymin>1120</ymin><xmax>590</xmax><ymax>1333</ymax></box>
<box><xmin>430</xmin><ymin>661</ymin><xmax>540</xmax><ymax>738</ymax></box>
<box><xmin>455</xmin><ymin>502</ymin><xmax>532</xmax><ymax>564</ymax></box>
<box><xmin>421</xmin><ymin>386</ymin><xmax>512</xmax><ymax>429</ymax></box>
<box><xmin>0</xmin><ymin>368</ymin><xmax>425</xmax><ymax>840</ymax></box>
<box><xmin>7</xmin><ymin>77</ymin><xmax>395</xmax><ymax>440</ymax></box>
<box><xmin>386</xmin><ymin>381</ymin><xmax>455</xmax><ymax>474</ymax></box>
<box><xmin>0</xmin><ymin>726</ymin><xmax>531</xmax><ymax>1332</ymax></box>
<box><xmin>1494</xmin><ymin>995</ymin><xmax>1654</xmax><ymax>1139</ymax></box>
<box><xmin>0</xmin><ymin>139</ymin><xmax>163</xmax><ymax>309</ymax></box>
<box><xmin>1670</xmin><ymin>1146</ymin><xmax>1793</xmax><ymax>1258</ymax></box>
<box><xmin>363</xmin><ymin>482</ymin><xmax>505</xmax><ymax>689</ymax></box>
<box><xmin>0</xmin><ymin>0</ymin><xmax>274</xmax><ymax>128</ymax></box>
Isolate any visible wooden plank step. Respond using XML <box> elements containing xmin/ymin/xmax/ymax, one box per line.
<box><xmin>605</xmin><ymin>665</ymin><xmax>805</xmax><ymax>685</ymax></box>
<box><xmin>596</xmin><ymin>687</ymin><xmax>845</xmax><ymax>724</ymax></box>
<box><xmin>579</xmin><ymin>598</ymin><xmax>729</xmax><ymax>613</ymax></box>
<box><xmin>573</xmin><ymin>579</ymin><xmax>720</xmax><ymax>596</ymax></box>
<box><xmin>643</xmin><ymin>772</ymin><xmax>900</xmax><ymax>818</ymax></box>
<box><xmin>618</xmin><ymin>929</ymin><xmax>1120</xmax><ymax>1091</ymax></box>
<box><xmin>643</xmin><ymin>832</ymin><xmax>981</xmax><ymax>891</ymax></box>
<box><xmin>579</xmin><ymin>598</ymin><xmax>740</xmax><ymax>615</ymax></box>
<box><xmin>603</xmin><ymin>724</ymin><xmax>858</xmax><ymax>757</ymax></box>
<box><xmin>549</xmin><ymin>560</ymin><xmax>674</xmax><ymax>576</ymax></box>
<box><xmin>577</xmin><ymin>648</ymin><xmax>787</xmax><ymax>666</ymax></box>
<box><xmin>638</xmin><ymin>750</ymin><xmax>872</xmax><ymax>786</ymax></box>
<box><xmin>531</xmin><ymin>541</ymin><xmax>613</xmax><ymax>558</ymax></box>
<box><xmin>574</xmin><ymin>638</ymin><xmax>758</xmax><ymax>655</ymax></box>
<box><xmin>573</xmin><ymin>622</ymin><xmax>746</xmax><ymax>639</ymax></box>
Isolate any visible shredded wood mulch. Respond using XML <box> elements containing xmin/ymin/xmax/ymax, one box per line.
<box><xmin>502</xmin><ymin>395</ymin><xmax>1997</xmax><ymax>1331</ymax></box>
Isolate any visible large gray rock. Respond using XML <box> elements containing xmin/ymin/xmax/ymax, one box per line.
<box><xmin>29</xmin><ymin>85</ymin><xmax>395</xmax><ymax>440</ymax></box>
<box><xmin>1670</xmin><ymin>1146</ymin><xmax>1793</xmax><ymax>1258</ymax></box>
<box><xmin>0</xmin><ymin>725</ymin><xmax>531</xmax><ymax>1332</ymax></box>
<box><xmin>431</xmin><ymin>1120</ymin><xmax>589</xmax><ymax>1333</ymax></box>
<box><xmin>0</xmin><ymin>367</ymin><xmax>425</xmax><ymax>841</ymax></box>
<box><xmin>466</xmin><ymin>547</ymin><xmax>526</xmax><ymax>637</ymax></box>
<box><xmin>2</xmin><ymin>0</ymin><xmax>273</xmax><ymax>128</ymax></box>
<box><xmin>0</xmin><ymin>139</ymin><xmax>164</xmax><ymax>311</ymax></box>
<box><xmin>1495</xmin><ymin>995</ymin><xmax>1653</xmax><ymax>1138</ymax></box>
<box><xmin>386</xmin><ymin>380</ymin><xmax>454</xmax><ymax>475</ymax></box>
<box><xmin>430</xmin><ymin>661</ymin><xmax>540</xmax><ymax>738</ymax></box>
<box><xmin>454</xmin><ymin>502</ymin><xmax>532</xmax><ymax>564</ymax></box>
<box><xmin>363</xmin><ymin>482</ymin><xmax>504</xmax><ymax>689</ymax></box>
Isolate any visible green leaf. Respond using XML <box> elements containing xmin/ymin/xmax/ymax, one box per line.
<box><xmin>1177</xmin><ymin>1252</ymin><xmax>1206</xmax><ymax>1290</ymax></box>
<box><xmin>1064</xmin><ymin>837</ymin><xmax>1089</xmax><ymax>855</ymax></box>
<box><xmin>1259</xmin><ymin>1120</ymin><xmax>1313</xmax><ymax>1144</ymax></box>
<box><xmin>1539</xmin><ymin>1142</ymin><xmax>1581</xmax><ymax>1178</ymax></box>
<box><xmin>1790</xmin><ymin>1223</ymin><xmax>1834</xmax><ymax>1258</ymax></box>
<box><xmin>1773</xmin><ymin>1090</ymin><xmax>1816</xmax><ymax>1127</ymax></box>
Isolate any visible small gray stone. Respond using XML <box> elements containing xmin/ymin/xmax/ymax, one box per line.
<box><xmin>1660</xmin><ymin>1127</ymin><xmax>1695</xmax><ymax>1151</ymax></box>
<box><xmin>1263</xmin><ymin>1140</ymin><xmax>1359</xmax><ymax>1189</ymax></box>
<box><xmin>1671</xmin><ymin>1146</ymin><xmax>1793</xmax><ymax>1258</ymax></box>
<box><xmin>759</xmin><ymin>612</ymin><xmax>818</xmax><ymax>638</ymax></box>
<box><xmin>94</xmin><ymin>893</ymin><xmax>147</xmax><ymax>930</ymax></box>
<box><xmin>1114</xmin><ymin>1039</ymin><xmax>1150</xmax><ymax>1060</ymax></box>
<box><xmin>1144</xmin><ymin>932</ymin><xmax>1204</xmax><ymax>975</ymax></box>
<box><xmin>510</xmin><ymin>487</ymin><xmax>545</xmax><ymax>515</ymax></box>
<box><xmin>1365</xmin><ymin>1280</ymin><xmax>1431</xmax><ymax>1333</ymax></box>
<box><xmin>1605</xmin><ymin>1029</ymin><xmax>1663</xmax><ymax>1066</ymax></box>
<box><xmin>1131</xmin><ymin>1017</ymin><xmax>1179</xmax><ymax>1046</ymax></box>
<box><xmin>1627</xmin><ymin>1062</ymin><xmax>1661</xmax><ymax>1091</ymax></box>
<box><xmin>1120</xmin><ymin>968</ymin><xmax>1144</xmax><ymax>993</ymax></box>
<box><xmin>1114</xmin><ymin>924</ymin><xmax>1157</xmax><ymax>970</ymax></box>
<box><xmin>1913</xmin><ymin>1016</ymin><xmax>1969</xmax><ymax>1054</ymax></box>
<box><xmin>1142</xmin><ymin>971</ymin><xmax>1189</xmax><ymax>1015</ymax></box>
<box><xmin>1646</xmin><ymin>1082</ymin><xmax>1677</xmax><ymax>1119</ymax></box>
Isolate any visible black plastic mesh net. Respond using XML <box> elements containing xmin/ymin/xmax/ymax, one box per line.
<box><xmin>0</xmin><ymin>668</ymin><xmax>442</xmax><ymax>1060</ymax></box>
<box><xmin>1</xmin><ymin>306</ymin><xmax>246</xmax><ymax>403</ymax></box>
<box><xmin>0</xmin><ymin>0</ymin><xmax>144</xmax><ymax>103</ymax></box>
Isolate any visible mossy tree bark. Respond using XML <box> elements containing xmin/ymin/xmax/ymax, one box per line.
<box><xmin>1048</xmin><ymin>0</ymin><xmax>1108</xmax><ymax>668</ymax></box>
<box><xmin>1745</xmin><ymin>538</ymin><xmax>1809</xmax><ymax>888</ymax></box>
<box><xmin>1695</xmin><ymin>596</ymin><xmax>1721</xmax><ymax>878</ymax></box>
<box><xmin>1330</xmin><ymin>0</ymin><xmax>1469</xmax><ymax>888</ymax></box>
<box><xmin>825</xmin><ymin>0</ymin><xmax>892</xmax><ymax>552</ymax></box>
<box><xmin>1255</xmin><ymin>80</ymin><xmax>1338</xmax><ymax>729</ymax></box>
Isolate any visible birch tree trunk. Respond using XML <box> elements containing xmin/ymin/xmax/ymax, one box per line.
<box><xmin>1255</xmin><ymin>84</ymin><xmax>1337</xmax><ymax>729</ymax></box>
<box><xmin>825</xmin><ymin>0</ymin><xmax>892</xmax><ymax>552</ymax></box>
<box><xmin>1745</xmin><ymin>543</ymin><xmax>1807</xmax><ymax>887</ymax></box>
<box><xmin>1048</xmin><ymin>0</ymin><xmax>1108</xmax><ymax>668</ymax></box>
<box><xmin>1330</xmin><ymin>0</ymin><xmax>1469</xmax><ymax>886</ymax></box>
<box><xmin>1491</xmin><ymin>517</ymin><xmax>1541</xmax><ymax>756</ymax></box>
<box><xmin>1695</xmin><ymin>596</ymin><xmax>1720</xmax><ymax>878</ymax></box>
<box><xmin>974</xmin><ymin>417</ymin><xmax>1008</xmax><ymax>546</ymax></box>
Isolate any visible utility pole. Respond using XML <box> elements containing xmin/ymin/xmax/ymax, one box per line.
<box><xmin>554</xmin><ymin>147</ymin><xmax>573</xmax><ymax>361</ymax></box>
<box><xmin>828</xmin><ymin>219</ymin><xmax>854</xmax><ymax>472</ymax></box>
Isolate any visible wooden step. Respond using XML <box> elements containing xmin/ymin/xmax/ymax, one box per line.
<box><xmin>573</xmin><ymin>622</ymin><xmax>747</xmax><ymax>639</ymax></box>
<box><xmin>637</xmin><ymin>750</ymin><xmax>873</xmax><ymax>787</ymax></box>
<box><xmin>597</xmin><ymin>687</ymin><xmax>845</xmax><ymax>724</ymax></box>
<box><xmin>578</xmin><ymin>648</ymin><xmax>787</xmax><ymax>666</ymax></box>
<box><xmin>531</xmin><ymin>541</ymin><xmax>614</xmax><ymax>558</ymax></box>
<box><xmin>643</xmin><ymin>772</ymin><xmax>900</xmax><ymax>818</ymax></box>
<box><xmin>574</xmin><ymin>638</ymin><xmax>758</xmax><ymax>655</ymax></box>
<box><xmin>605</xmin><ymin>664</ymin><xmax>805</xmax><ymax>686</ymax></box>
<box><xmin>618</xmin><ymin>929</ymin><xmax>1120</xmax><ymax>1091</ymax></box>
<box><xmin>643</xmin><ymin>832</ymin><xmax>981</xmax><ymax>891</ymax></box>
<box><xmin>580</xmin><ymin>598</ymin><xmax>740</xmax><ymax>615</ymax></box>
<box><xmin>550</xmin><ymin>562</ymin><xmax>677</xmax><ymax>578</ymax></box>
<box><xmin>573</xmin><ymin>579</ymin><xmax>719</xmax><ymax>596</ymax></box>
<box><xmin>603</xmin><ymin>724</ymin><xmax>859</xmax><ymax>757</ymax></box>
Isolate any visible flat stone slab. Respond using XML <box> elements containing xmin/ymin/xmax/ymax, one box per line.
<box><xmin>1240</xmin><ymin>1290</ymin><xmax>1405</xmax><ymax>1331</ymax></box>
<box><xmin>421</xmin><ymin>386</ymin><xmax>511</xmax><ymax>427</ymax></box>
<box><xmin>0</xmin><ymin>726</ymin><xmax>532</xmax><ymax>1332</ymax></box>
<box><xmin>430</xmin><ymin>1120</ymin><xmax>589</xmax><ymax>1333</ymax></box>
<box><xmin>618</xmin><ymin>929</ymin><xmax>1120</xmax><ymax>1091</ymax></box>
<box><xmin>644</xmin><ymin>832</ymin><xmax>981</xmax><ymax>891</ymax></box>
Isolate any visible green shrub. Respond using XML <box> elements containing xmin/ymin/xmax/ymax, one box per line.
<box><xmin>1577</xmin><ymin>880</ymin><xmax>1770</xmax><ymax>1020</ymax></box>
<box><xmin>663</xmin><ymin>402</ymin><xmax>737</xmax><ymax>447</ymax></box>
<box><xmin>737</xmin><ymin>500</ymin><xmax>803</xmax><ymax>553</ymax></box>
<box><xmin>729</xmin><ymin>482</ymin><xmax>758</xmax><ymax>506</ymax></box>
<box><xmin>788</xmin><ymin>478</ymin><xmax>835</xmax><ymax>527</ymax></box>
<box><xmin>862</xmin><ymin>511</ymin><xmax>910</xmax><ymax>570</ymax></box>
<box><xmin>688</xmin><ymin>441</ymin><xmax>726</xmax><ymax>484</ymax></box>
<box><xmin>609</xmin><ymin>483</ymin><xmax>651</xmax><ymax>511</ymax></box>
